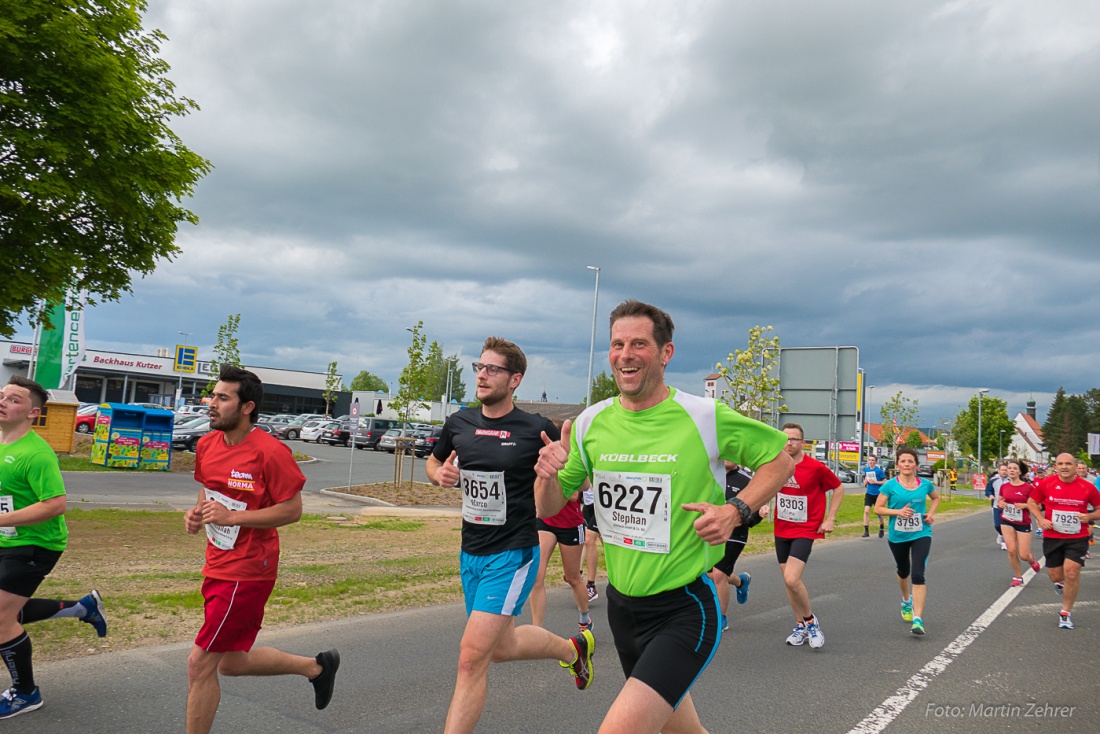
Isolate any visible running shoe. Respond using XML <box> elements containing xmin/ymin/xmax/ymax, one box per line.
<box><xmin>1010</xmin><ymin>577</ymin><xmax>1023</xmax><ymax>588</ymax></box>
<box><xmin>722</xmin><ymin>615</ymin><xmax>729</xmax><ymax>632</ymax></box>
<box><xmin>560</xmin><ymin>629</ymin><xmax>595</xmax><ymax>690</ymax></box>
<box><xmin>806</xmin><ymin>618</ymin><xmax>824</xmax><ymax>649</ymax></box>
<box><xmin>999</xmin><ymin>539</ymin><xmax>1007</xmax><ymax>551</ymax></box>
<box><xmin>586</xmin><ymin>581</ymin><xmax>598</xmax><ymax>602</ymax></box>
<box><xmin>1058</xmin><ymin>611</ymin><xmax>1073</xmax><ymax>630</ymax></box>
<box><xmin>310</xmin><ymin>649</ymin><xmax>340</xmax><ymax>710</ymax></box>
<box><xmin>578</xmin><ymin>619</ymin><xmax>594</xmax><ymax>633</ymax></box>
<box><xmin>1029</xmin><ymin>560</ymin><xmax>1041</xmax><ymax>573</ymax></box>
<box><xmin>878</xmin><ymin>526</ymin><xmax>884</xmax><ymax>539</ymax></box>
<box><xmin>736</xmin><ymin>572</ymin><xmax>751</xmax><ymax>604</ymax></box>
<box><xmin>78</xmin><ymin>590</ymin><xmax>108</xmax><ymax>638</ymax></box>
<box><xmin>900</xmin><ymin>598</ymin><xmax>914</xmax><ymax>622</ymax></box>
<box><xmin>1055</xmin><ymin>582</ymin><xmax>1064</xmax><ymax>597</ymax></box>
<box><xmin>861</xmin><ymin>530</ymin><xmax>870</xmax><ymax>538</ymax></box>
<box><xmin>911</xmin><ymin>617</ymin><xmax>925</xmax><ymax>635</ymax></box>
<box><xmin>784</xmin><ymin>622</ymin><xmax>809</xmax><ymax>646</ymax></box>
<box><xmin>0</xmin><ymin>687</ymin><xmax>42</xmax><ymax>720</ymax></box>
<box><xmin>1036</xmin><ymin>528</ymin><xmax>1043</xmax><ymax>538</ymax></box>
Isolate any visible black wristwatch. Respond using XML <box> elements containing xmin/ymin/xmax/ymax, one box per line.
<box><xmin>729</xmin><ymin>497</ymin><xmax>752</xmax><ymax>526</ymax></box>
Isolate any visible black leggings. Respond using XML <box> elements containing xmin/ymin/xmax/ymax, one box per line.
<box><xmin>888</xmin><ymin>535</ymin><xmax>932</xmax><ymax>585</ymax></box>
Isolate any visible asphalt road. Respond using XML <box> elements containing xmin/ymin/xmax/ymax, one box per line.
<box><xmin>21</xmin><ymin>510</ymin><xmax>1100</xmax><ymax>733</ymax></box>
<box><xmin>62</xmin><ymin>439</ymin><xmax>430</xmax><ymax>513</ymax></box>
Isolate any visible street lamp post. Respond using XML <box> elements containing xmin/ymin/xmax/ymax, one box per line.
<box><xmin>999</xmin><ymin>429</ymin><xmax>1006</xmax><ymax>463</ymax></box>
<box><xmin>585</xmin><ymin>266</ymin><xmax>601</xmax><ymax>407</ymax></box>
<box><xmin>977</xmin><ymin>388</ymin><xmax>989</xmax><ymax>475</ymax></box>
<box><xmin>177</xmin><ymin>331</ymin><xmax>191</xmax><ymax>408</ymax></box>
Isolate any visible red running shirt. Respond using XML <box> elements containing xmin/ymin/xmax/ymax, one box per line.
<box><xmin>542</xmin><ymin>495</ymin><xmax>584</xmax><ymax>529</ymax></box>
<box><xmin>1029</xmin><ymin>476</ymin><xmax>1100</xmax><ymax>539</ymax></box>
<box><xmin>773</xmin><ymin>455</ymin><xmax>842</xmax><ymax>540</ymax></box>
<box><xmin>998</xmin><ymin>481</ymin><xmax>1034</xmax><ymax>526</ymax></box>
<box><xmin>194</xmin><ymin>428</ymin><xmax>306</xmax><ymax>581</ymax></box>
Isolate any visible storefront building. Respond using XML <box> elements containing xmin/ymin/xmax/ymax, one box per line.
<box><xmin>1</xmin><ymin>340</ymin><xmax>348</xmax><ymax>416</ymax></box>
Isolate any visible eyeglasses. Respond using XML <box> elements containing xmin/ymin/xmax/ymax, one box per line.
<box><xmin>471</xmin><ymin>362</ymin><xmax>514</xmax><ymax>377</ymax></box>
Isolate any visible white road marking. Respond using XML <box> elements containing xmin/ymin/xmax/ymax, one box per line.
<box><xmin>846</xmin><ymin>565</ymin><xmax>1041</xmax><ymax>734</ymax></box>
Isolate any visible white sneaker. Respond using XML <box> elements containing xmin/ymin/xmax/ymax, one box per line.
<box><xmin>806</xmin><ymin>618</ymin><xmax>825</xmax><ymax>649</ymax></box>
<box><xmin>785</xmin><ymin>622</ymin><xmax>809</xmax><ymax>646</ymax></box>
<box><xmin>1058</xmin><ymin>611</ymin><xmax>1074</xmax><ymax>630</ymax></box>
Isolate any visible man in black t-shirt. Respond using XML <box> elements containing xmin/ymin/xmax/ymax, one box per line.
<box><xmin>427</xmin><ymin>337</ymin><xmax>595</xmax><ymax>734</ymax></box>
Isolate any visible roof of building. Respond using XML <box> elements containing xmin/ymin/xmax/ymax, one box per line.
<box><xmin>514</xmin><ymin>400</ymin><xmax>586</xmax><ymax>425</ymax></box>
<box><xmin>864</xmin><ymin>422</ymin><xmax>933</xmax><ymax>445</ymax></box>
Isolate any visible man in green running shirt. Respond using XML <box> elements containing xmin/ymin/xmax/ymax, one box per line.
<box><xmin>535</xmin><ymin>300</ymin><xmax>793</xmax><ymax>734</ymax></box>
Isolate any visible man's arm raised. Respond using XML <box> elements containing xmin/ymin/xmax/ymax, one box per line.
<box><xmin>534</xmin><ymin>419</ymin><xmax>572</xmax><ymax>518</ymax></box>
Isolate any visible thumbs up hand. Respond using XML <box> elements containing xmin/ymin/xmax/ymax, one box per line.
<box><xmin>436</xmin><ymin>450</ymin><xmax>460</xmax><ymax>488</ymax></box>
<box><xmin>535</xmin><ymin>419</ymin><xmax>572</xmax><ymax>479</ymax></box>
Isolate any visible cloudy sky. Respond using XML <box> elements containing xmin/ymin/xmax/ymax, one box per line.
<box><xmin>17</xmin><ymin>0</ymin><xmax>1100</xmax><ymax>428</ymax></box>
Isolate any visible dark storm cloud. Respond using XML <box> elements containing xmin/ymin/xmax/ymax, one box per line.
<box><xmin>18</xmin><ymin>0</ymin><xmax>1096</xmax><ymax>426</ymax></box>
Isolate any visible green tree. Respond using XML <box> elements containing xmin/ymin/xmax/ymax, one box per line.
<box><xmin>390</xmin><ymin>321</ymin><xmax>431</xmax><ymax>426</ymax></box>
<box><xmin>1042</xmin><ymin>389</ymin><xmax>1088</xmax><ymax>457</ymax></box>
<box><xmin>1</xmin><ymin>0</ymin><xmax>211</xmax><ymax>338</ymax></box>
<box><xmin>204</xmin><ymin>314</ymin><xmax>240</xmax><ymax>394</ymax></box>
<box><xmin>424</xmin><ymin>342</ymin><xmax>466</xmax><ymax>403</ymax></box>
<box><xmin>322</xmin><ymin>361</ymin><xmax>341</xmax><ymax>416</ymax></box>
<box><xmin>715</xmin><ymin>325</ymin><xmax>786</xmax><ymax>424</ymax></box>
<box><xmin>349</xmin><ymin>370</ymin><xmax>389</xmax><ymax>392</ymax></box>
<box><xmin>586</xmin><ymin>371</ymin><xmax>619</xmax><ymax>405</ymax></box>
<box><xmin>953</xmin><ymin>395</ymin><xmax>1013</xmax><ymax>467</ymax></box>
<box><xmin>905</xmin><ymin>429</ymin><xmax>924</xmax><ymax>449</ymax></box>
<box><xmin>878</xmin><ymin>391</ymin><xmax>920</xmax><ymax>448</ymax></box>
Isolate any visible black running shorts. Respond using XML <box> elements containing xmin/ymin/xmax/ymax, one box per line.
<box><xmin>1043</xmin><ymin>537</ymin><xmax>1089</xmax><ymax>568</ymax></box>
<box><xmin>0</xmin><ymin>546</ymin><xmax>63</xmax><ymax>598</ymax></box>
<box><xmin>535</xmin><ymin>519</ymin><xmax>584</xmax><ymax>546</ymax></box>
<box><xmin>775</xmin><ymin>536</ymin><xmax>814</xmax><ymax>565</ymax></box>
<box><xmin>606</xmin><ymin>575</ymin><xmax>721</xmax><ymax>708</ymax></box>
<box><xmin>582</xmin><ymin>503</ymin><xmax>600</xmax><ymax>535</ymax></box>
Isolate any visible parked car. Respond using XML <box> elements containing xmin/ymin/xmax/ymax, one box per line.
<box><xmin>255</xmin><ymin>422</ymin><xmax>279</xmax><ymax>437</ymax></box>
<box><xmin>414</xmin><ymin>425</ymin><xmax>444</xmax><ymax>458</ymax></box>
<box><xmin>295</xmin><ymin>413</ymin><xmax>327</xmax><ymax>422</ymax></box>
<box><xmin>298</xmin><ymin>419</ymin><xmax>331</xmax><ymax>442</ymax></box>
<box><xmin>835</xmin><ymin>466</ymin><xmax>858</xmax><ymax>484</ymax></box>
<box><xmin>380</xmin><ymin>428</ymin><xmax>426</xmax><ymax>453</ymax></box>
<box><xmin>277</xmin><ymin>417</ymin><xmax>313</xmax><ymax>440</ymax></box>
<box><xmin>350</xmin><ymin>417</ymin><xmax>403</xmax><ymax>450</ymax></box>
<box><xmin>73</xmin><ymin>403</ymin><xmax>99</xmax><ymax>434</ymax></box>
<box><xmin>172</xmin><ymin>417</ymin><xmax>210</xmax><ymax>452</ymax></box>
<box><xmin>916</xmin><ymin>464</ymin><xmax>935</xmax><ymax>478</ymax></box>
<box><xmin>176</xmin><ymin>404</ymin><xmax>209</xmax><ymax>416</ymax></box>
<box><xmin>318</xmin><ymin>421</ymin><xmax>354</xmax><ymax>446</ymax></box>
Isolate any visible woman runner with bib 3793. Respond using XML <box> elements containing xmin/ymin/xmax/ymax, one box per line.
<box><xmin>874</xmin><ymin>447</ymin><xmax>940</xmax><ymax>635</ymax></box>
<box><xmin>998</xmin><ymin>459</ymin><xmax>1041</xmax><ymax>588</ymax></box>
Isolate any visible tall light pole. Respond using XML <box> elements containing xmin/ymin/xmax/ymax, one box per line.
<box><xmin>977</xmin><ymin>388</ymin><xmax>989</xmax><ymax>474</ymax></box>
<box><xmin>177</xmin><ymin>331</ymin><xmax>191</xmax><ymax>408</ymax></box>
<box><xmin>585</xmin><ymin>266</ymin><xmax>601</xmax><ymax>407</ymax></box>
<box><xmin>999</xmin><ymin>428</ymin><xmax>1006</xmax><ymax>463</ymax></box>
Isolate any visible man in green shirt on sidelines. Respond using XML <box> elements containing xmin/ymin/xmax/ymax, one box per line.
<box><xmin>535</xmin><ymin>300</ymin><xmax>794</xmax><ymax>734</ymax></box>
<box><xmin>0</xmin><ymin>376</ymin><xmax>107</xmax><ymax>720</ymax></box>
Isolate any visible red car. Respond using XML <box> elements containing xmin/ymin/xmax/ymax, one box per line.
<box><xmin>74</xmin><ymin>404</ymin><xmax>99</xmax><ymax>434</ymax></box>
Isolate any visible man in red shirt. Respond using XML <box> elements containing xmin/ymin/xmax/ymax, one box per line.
<box><xmin>1027</xmin><ymin>453</ymin><xmax>1100</xmax><ymax>630</ymax></box>
<box><xmin>184</xmin><ymin>367</ymin><xmax>339</xmax><ymax>734</ymax></box>
<box><xmin>774</xmin><ymin>423</ymin><xmax>844</xmax><ymax>649</ymax></box>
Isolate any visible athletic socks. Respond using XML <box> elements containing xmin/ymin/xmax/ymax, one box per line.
<box><xmin>0</xmin><ymin>633</ymin><xmax>34</xmax><ymax>693</ymax></box>
<box><xmin>579</xmin><ymin>611</ymin><xmax>591</xmax><ymax>626</ymax></box>
<box><xmin>19</xmin><ymin>599</ymin><xmax>84</xmax><ymax>625</ymax></box>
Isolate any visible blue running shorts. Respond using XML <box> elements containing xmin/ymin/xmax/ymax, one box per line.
<box><xmin>460</xmin><ymin>546</ymin><xmax>539</xmax><ymax>617</ymax></box>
